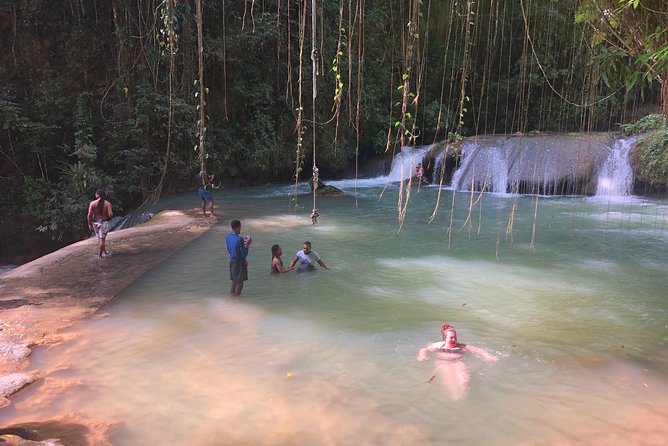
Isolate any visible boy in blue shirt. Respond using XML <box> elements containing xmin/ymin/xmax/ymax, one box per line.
<box><xmin>225</xmin><ymin>219</ymin><xmax>251</xmax><ymax>295</ymax></box>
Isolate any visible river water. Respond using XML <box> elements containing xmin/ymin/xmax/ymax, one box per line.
<box><xmin>2</xmin><ymin>182</ymin><xmax>667</xmax><ymax>445</ymax></box>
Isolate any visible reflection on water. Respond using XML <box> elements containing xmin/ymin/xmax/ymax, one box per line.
<box><xmin>2</xmin><ymin>186</ymin><xmax>667</xmax><ymax>445</ymax></box>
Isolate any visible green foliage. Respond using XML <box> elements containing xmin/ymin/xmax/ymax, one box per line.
<box><xmin>576</xmin><ymin>0</ymin><xmax>668</xmax><ymax>106</ymax></box>
<box><xmin>73</xmin><ymin>93</ymin><xmax>98</xmax><ymax>164</ymax></box>
<box><xmin>621</xmin><ymin>114</ymin><xmax>666</xmax><ymax>134</ymax></box>
<box><xmin>0</xmin><ymin>0</ymin><xmax>666</xmax><ymax>258</ymax></box>
<box><xmin>633</xmin><ymin>124</ymin><xmax>668</xmax><ymax>188</ymax></box>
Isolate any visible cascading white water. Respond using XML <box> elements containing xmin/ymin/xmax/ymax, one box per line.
<box><xmin>386</xmin><ymin>144</ymin><xmax>435</xmax><ymax>182</ymax></box>
<box><xmin>431</xmin><ymin>149</ymin><xmax>446</xmax><ymax>184</ymax></box>
<box><xmin>595</xmin><ymin>137</ymin><xmax>638</xmax><ymax>197</ymax></box>
<box><xmin>446</xmin><ymin>134</ymin><xmax>631</xmax><ymax>195</ymax></box>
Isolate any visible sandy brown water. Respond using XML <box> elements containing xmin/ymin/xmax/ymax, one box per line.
<box><xmin>0</xmin><ymin>209</ymin><xmax>216</xmax><ymax>443</ymax></box>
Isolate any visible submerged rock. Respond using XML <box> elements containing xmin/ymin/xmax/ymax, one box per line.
<box><xmin>0</xmin><ymin>372</ymin><xmax>37</xmax><ymax>408</ymax></box>
<box><xmin>0</xmin><ymin>415</ymin><xmax>116</xmax><ymax>446</ymax></box>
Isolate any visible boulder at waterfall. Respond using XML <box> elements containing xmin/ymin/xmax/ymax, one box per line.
<box><xmin>447</xmin><ymin>133</ymin><xmax>618</xmax><ymax>195</ymax></box>
<box><xmin>308</xmin><ymin>178</ymin><xmax>346</xmax><ymax>196</ymax></box>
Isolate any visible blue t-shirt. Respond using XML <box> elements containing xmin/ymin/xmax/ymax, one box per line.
<box><xmin>294</xmin><ymin>249</ymin><xmax>320</xmax><ymax>271</ymax></box>
<box><xmin>226</xmin><ymin>233</ymin><xmax>248</xmax><ymax>260</ymax></box>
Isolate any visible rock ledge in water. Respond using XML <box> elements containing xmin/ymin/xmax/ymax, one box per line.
<box><xmin>0</xmin><ymin>372</ymin><xmax>37</xmax><ymax>408</ymax></box>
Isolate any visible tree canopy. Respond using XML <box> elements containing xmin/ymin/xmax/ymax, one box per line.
<box><xmin>0</xmin><ymin>0</ymin><xmax>665</xmax><ymax>260</ymax></box>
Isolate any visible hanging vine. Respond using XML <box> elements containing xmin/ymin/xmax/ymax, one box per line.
<box><xmin>310</xmin><ymin>0</ymin><xmax>320</xmax><ymax>225</ymax></box>
<box><xmin>146</xmin><ymin>0</ymin><xmax>178</xmax><ymax>203</ymax></box>
<box><xmin>292</xmin><ymin>0</ymin><xmax>308</xmax><ymax>206</ymax></box>
<box><xmin>394</xmin><ymin>0</ymin><xmax>424</xmax><ymax>230</ymax></box>
<box><xmin>195</xmin><ymin>0</ymin><xmax>207</xmax><ymax>176</ymax></box>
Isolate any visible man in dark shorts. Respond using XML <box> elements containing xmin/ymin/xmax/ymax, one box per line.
<box><xmin>196</xmin><ymin>169</ymin><xmax>215</xmax><ymax>217</ymax></box>
<box><xmin>225</xmin><ymin>219</ymin><xmax>251</xmax><ymax>296</ymax></box>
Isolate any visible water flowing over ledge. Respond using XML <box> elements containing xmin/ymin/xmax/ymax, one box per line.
<box><xmin>358</xmin><ymin>133</ymin><xmax>647</xmax><ymax>197</ymax></box>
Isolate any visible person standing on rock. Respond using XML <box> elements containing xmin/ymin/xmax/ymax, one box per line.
<box><xmin>225</xmin><ymin>219</ymin><xmax>251</xmax><ymax>296</ymax></box>
<box><xmin>87</xmin><ymin>189</ymin><xmax>113</xmax><ymax>258</ymax></box>
<box><xmin>196</xmin><ymin>169</ymin><xmax>215</xmax><ymax>217</ymax></box>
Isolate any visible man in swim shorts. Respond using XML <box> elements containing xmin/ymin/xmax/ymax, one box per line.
<box><xmin>87</xmin><ymin>189</ymin><xmax>113</xmax><ymax>258</ymax></box>
<box><xmin>289</xmin><ymin>241</ymin><xmax>328</xmax><ymax>272</ymax></box>
<box><xmin>226</xmin><ymin>219</ymin><xmax>251</xmax><ymax>296</ymax></box>
<box><xmin>196</xmin><ymin>169</ymin><xmax>215</xmax><ymax>217</ymax></box>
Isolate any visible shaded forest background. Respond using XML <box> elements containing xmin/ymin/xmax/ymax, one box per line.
<box><xmin>0</xmin><ymin>0</ymin><xmax>666</xmax><ymax>263</ymax></box>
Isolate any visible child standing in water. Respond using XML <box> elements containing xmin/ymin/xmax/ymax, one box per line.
<box><xmin>226</xmin><ymin>219</ymin><xmax>251</xmax><ymax>296</ymax></box>
<box><xmin>270</xmin><ymin>244</ymin><xmax>293</xmax><ymax>274</ymax></box>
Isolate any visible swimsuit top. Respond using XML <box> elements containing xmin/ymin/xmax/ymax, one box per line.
<box><xmin>434</xmin><ymin>342</ymin><xmax>463</xmax><ymax>353</ymax></box>
<box><xmin>440</xmin><ymin>347</ymin><xmax>462</xmax><ymax>353</ymax></box>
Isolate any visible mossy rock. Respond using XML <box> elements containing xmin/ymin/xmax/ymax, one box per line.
<box><xmin>308</xmin><ymin>178</ymin><xmax>346</xmax><ymax>196</ymax></box>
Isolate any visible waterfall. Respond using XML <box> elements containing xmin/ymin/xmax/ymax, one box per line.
<box><xmin>446</xmin><ymin>134</ymin><xmax>619</xmax><ymax>195</ymax></box>
<box><xmin>595</xmin><ymin>137</ymin><xmax>638</xmax><ymax>197</ymax></box>
<box><xmin>450</xmin><ymin>139</ymin><xmax>509</xmax><ymax>193</ymax></box>
<box><xmin>386</xmin><ymin>144</ymin><xmax>434</xmax><ymax>182</ymax></box>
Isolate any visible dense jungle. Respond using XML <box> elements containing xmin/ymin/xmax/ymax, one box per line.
<box><xmin>0</xmin><ymin>0</ymin><xmax>667</xmax><ymax>263</ymax></box>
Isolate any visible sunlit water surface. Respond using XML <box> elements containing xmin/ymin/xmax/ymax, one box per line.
<box><xmin>3</xmin><ymin>183</ymin><xmax>668</xmax><ymax>445</ymax></box>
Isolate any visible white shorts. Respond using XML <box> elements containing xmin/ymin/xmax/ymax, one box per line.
<box><xmin>93</xmin><ymin>220</ymin><xmax>109</xmax><ymax>239</ymax></box>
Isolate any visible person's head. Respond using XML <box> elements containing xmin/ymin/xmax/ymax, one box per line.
<box><xmin>271</xmin><ymin>244</ymin><xmax>282</xmax><ymax>258</ymax></box>
<box><xmin>231</xmin><ymin>219</ymin><xmax>241</xmax><ymax>234</ymax></box>
<box><xmin>417</xmin><ymin>163</ymin><xmax>422</xmax><ymax>167</ymax></box>
<box><xmin>95</xmin><ymin>189</ymin><xmax>106</xmax><ymax>212</ymax></box>
<box><xmin>441</xmin><ymin>323</ymin><xmax>458</xmax><ymax>347</ymax></box>
<box><xmin>303</xmin><ymin>241</ymin><xmax>312</xmax><ymax>254</ymax></box>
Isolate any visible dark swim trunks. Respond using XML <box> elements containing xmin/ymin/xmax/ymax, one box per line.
<box><xmin>230</xmin><ymin>259</ymin><xmax>248</xmax><ymax>283</ymax></box>
<box><xmin>198</xmin><ymin>188</ymin><xmax>213</xmax><ymax>201</ymax></box>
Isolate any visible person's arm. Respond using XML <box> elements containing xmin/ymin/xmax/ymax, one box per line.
<box><xmin>312</xmin><ymin>252</ymin><xmax>328</xmax><ymax>269</ymax></box>
<box><xmin>106</xmin><ymin>201</ymin><xmax>113</xmax><ymax>220</ymax></box>
<box><xmin>416</xmin><ymin>347</ymin><xmax>429</xmax><ymax>361</ymax></box>
<box><xmin>87</xmin><ymin>203</ymin><xmax>94</xmax><ymax>231</ymax></box>
<box><xmin>463</xmin><ymin>344</ymin><xmax>498</xmax><ymax>362</ymax></box>
<box><xmin>416</xmin><ymin>341</ymin><xmax>442</xmax><ymax>361</ymax></box>
<box><xmin>288</xmin><ymin>256</ymin><xmax>298</xmax><ymax>269</ymax></box>
<box><xmin>274</xmin><ymin>258</ymin><xmax>293</xmax><ymax>273</ymax></box>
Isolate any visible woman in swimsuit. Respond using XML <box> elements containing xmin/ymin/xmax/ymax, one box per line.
<box><xmin>417</xmin><ymin>323</ymin><xmax>497</xmax><ymax>400</ymax></box>
<box><xmin>270</xmin><ymin>244</ymin><xmax>293</xmax><ymax>274</ymax></box>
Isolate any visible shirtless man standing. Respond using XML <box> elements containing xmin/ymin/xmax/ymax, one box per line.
<box><xmin>87</xmin><ymin>189</ymin><xmax>114</xmax><ymax>258</ymax></box>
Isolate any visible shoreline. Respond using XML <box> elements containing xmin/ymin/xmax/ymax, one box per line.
<box><xmin>0</xmin><ymin>209</ymin><xmax>216</xmax><ymax>443</ymax></box>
